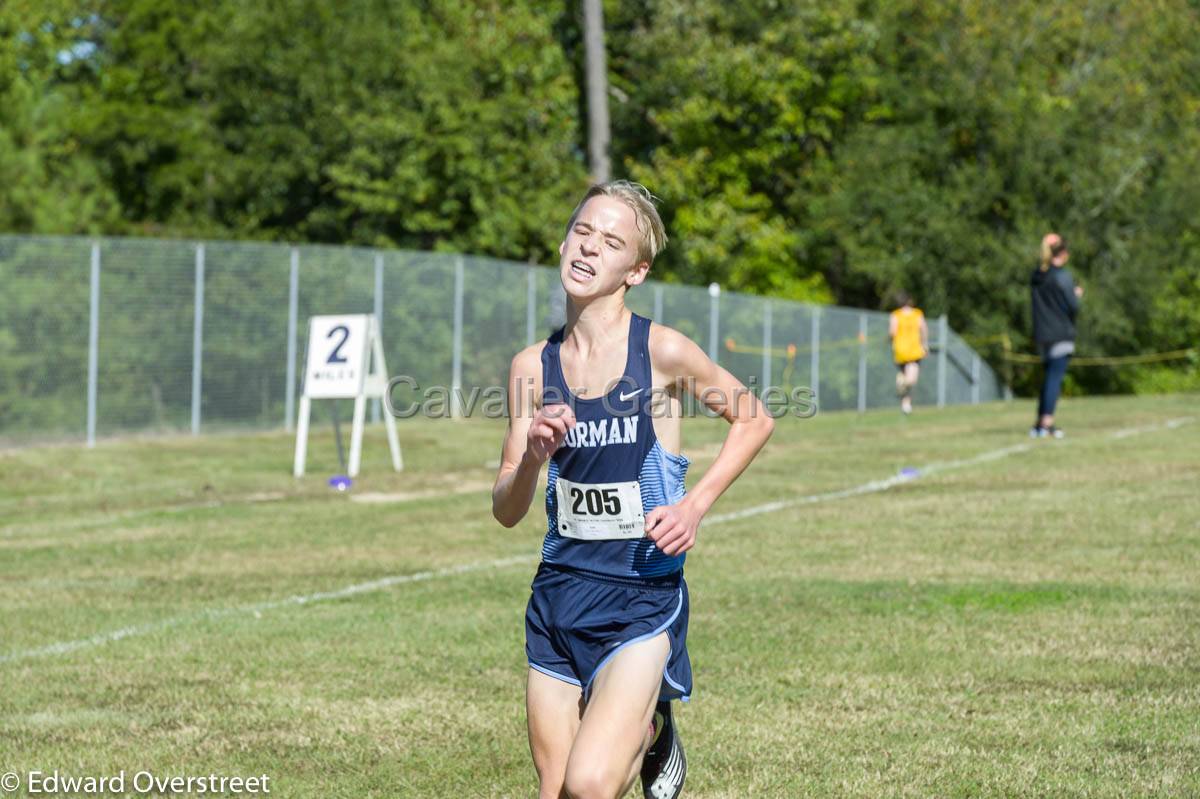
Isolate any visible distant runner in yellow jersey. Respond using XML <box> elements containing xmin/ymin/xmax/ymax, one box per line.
<box><xmin>889</xmin><ymin>292</ymin><xmax>928</xmax><ymax>415</ymax></box>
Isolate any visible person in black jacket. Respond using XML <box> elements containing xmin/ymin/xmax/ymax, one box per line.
<box><xmin>1030</xmin><ymin>233</ymin><xmax>1083</xmax><ymax>438</ymax></box>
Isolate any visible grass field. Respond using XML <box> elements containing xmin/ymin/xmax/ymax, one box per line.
<box><xmin>1</xmin><ymin>394</ymin><xmax>1198</xmax><ymax>798</ymax></box>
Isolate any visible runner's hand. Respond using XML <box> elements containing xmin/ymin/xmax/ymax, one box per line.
<box><xmin>526</xmin><ymin>404</ymin><xmax>575</xmax><ymax>465</ymax></box>
<box><xmin>645</xmin><ymin>498</ymin><xmax>703</xmax><ymax>556</ymax></box>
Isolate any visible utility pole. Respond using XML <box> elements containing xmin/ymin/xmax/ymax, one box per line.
<box><xmin>582</xmin><ymin>0</ymin><xmax>611</xmax><ymax>182</ymax></box>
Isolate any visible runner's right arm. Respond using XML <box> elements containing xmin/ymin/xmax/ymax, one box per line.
<box><xmin>492</xmin><ymin>346</ymin><xmax>576</xmax><ymax>528</ymax></box>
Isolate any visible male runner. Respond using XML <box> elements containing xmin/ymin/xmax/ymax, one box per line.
<box><xmin>492</xmin><ymin>181</ymin><xmax>774</xmax><ymax>799</ymax></box>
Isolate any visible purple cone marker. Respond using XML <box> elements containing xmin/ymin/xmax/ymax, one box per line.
<box><xmin>328</xmin><ymin>475</ymin><xmax>352</xmax><ymax>492</ymax></box>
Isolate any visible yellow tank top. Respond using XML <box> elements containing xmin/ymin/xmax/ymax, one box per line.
<box><xmin>891</xmin><ymin>307</ymin><xmax>925</xmax><ymax>364</ymax></box>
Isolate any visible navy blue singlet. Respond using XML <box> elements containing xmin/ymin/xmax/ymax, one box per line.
<box><xmin>540</xmin><ymin>313</ymin><xmax>690</xmax><ymax>579</ymax></box>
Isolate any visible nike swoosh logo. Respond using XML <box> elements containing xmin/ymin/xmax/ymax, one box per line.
<box><xmin>620</xmin><ymin>389</ymin><xmax>643</xmax><ymax>401</ymax></box>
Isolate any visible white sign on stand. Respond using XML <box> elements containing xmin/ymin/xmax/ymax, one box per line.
<box><xmin>293</xmin><ymin>314</ymin><xmax>402</xmax><ymax>477</ymax></box>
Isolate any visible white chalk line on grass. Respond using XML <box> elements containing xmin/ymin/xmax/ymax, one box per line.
<box><xmin>0</xmin><ymin>441</ymin><xmax>1035</xmax><ymax>664</ymax></box>
<box><xmin>0</xmin><ymin>556</ymin><xmax>534</xmax><ymax>665</ymax></box>
<box><xmin>703</xmin><ymin>413</ymin><xmax>1192</xmax><ymax>527</ymax></box>
<box><xmin>2</xmin><ymin>416</ymin><xmax>1192</xmax><ymax>665</ymax></box>
<box><xmin>705</xmin><ymin>441</ymin><xmax>1035</xmax><ymax>525</ymax></box>
<box><xmin>1109</xmin><ymin>415</ymin><xmax>1194</xmax><ymax>439</ymax></box>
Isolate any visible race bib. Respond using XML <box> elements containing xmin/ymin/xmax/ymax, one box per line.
<box><xmin>554</xmin><ymin>477</ymin><xmax>646</xmax><ymax>540</ymax></box>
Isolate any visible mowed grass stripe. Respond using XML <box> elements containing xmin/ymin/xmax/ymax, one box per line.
<box><xmin>2</xmin><ymin>405</ymin><xmax>1190</xmax><ymax>643</ymax></box>
<box><xmin>0</xmin><ymin>406</ymin><xmax>1189</xmax><ymax>663</ymax></box>
<box><xmin>0</xmin><ymin>426</ymin><xmax>1029</xmax><ymax>662</ymax></box>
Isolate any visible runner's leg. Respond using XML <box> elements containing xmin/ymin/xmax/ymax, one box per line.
<box><xmin>563</xmin><ymin>633</ymin><xmax>669</xmax><ymax>799</ymax></box>
<box><xmin>528</xmin><ymin>668</ymin><xmax>585</xmax><ymax>799</ymax></box>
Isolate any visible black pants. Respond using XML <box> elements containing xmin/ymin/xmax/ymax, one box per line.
<box><xmin>1037</xmin><ymin>355</ymin><xmax>1070</xmax><ymax>418</ymax></box>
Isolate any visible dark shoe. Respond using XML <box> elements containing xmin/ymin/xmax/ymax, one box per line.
<box><xmin>641</xmin><ymin>700</ymin><xmax>686</xmax><ymax>799</ymax></box>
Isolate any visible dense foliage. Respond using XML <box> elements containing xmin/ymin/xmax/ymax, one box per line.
<box><xmin>2</xmin><ymin>0</ymin><xmax>1198</xmax><ymax>393</ymax></box>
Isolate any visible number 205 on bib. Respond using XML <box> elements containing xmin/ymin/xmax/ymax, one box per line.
<box><xmin>554</xmin><ymin>477</ymin><xmax>646</xmax><ymax>540</ymax></box>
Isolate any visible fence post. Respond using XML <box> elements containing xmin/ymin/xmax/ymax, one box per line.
<box><xmin>86</xmin><ymin>242</ymin><xmax>100</xmax><ymax>448</ymax></box>
<box><xmin>761</xmin><ymin>300</ymin><xmax>772</xmax><ymax>392</ymax></box>
<box><xmin>810</xmin><ymin>307</ymin><xmax>820</xmax><ymax>410</ymax></box>
<box><xmin>526</xmin><ymin>265</ymin><xmax>537</xmax><ymax>346</ymax></box>
<box><xmin>971</xmin><ymin>353</ymin><xmax>981</xmax><ymax>405</ymax></box>
<box><xmin>857</xmin><ymin>313</ymin><xmax>868</xmax><ymax>413</ymax></box>
<box><xmin>451</xmin><ymin>256</ymin><xmax>465</xmax><ymax>418</ymax></box>
<box><xmin>653</xmin><ymin>284</ymin><xmax>663</xmax><ymax>323</ymax></box>
<box><xmin>708</xmin><ymin>283</ymin><xmax>720</xmax><ymax>362</ymax></box>
<box><xmin>191</xmin><ymin>243</ymin><xmax>205</xmax><ymax>435</ymax></box>
<box><xmin>372</xmin><ymin>252</ymin><xmax>384</xmax><ymax>424</ymax></box>
<box><xmin>937</xmin><ymin>314</ymin><xmax>948</xmax><ymax>408</ymax></box>
<box><xmin>285</xmin><ymin>248</ymin><xmax>299</xmax><ymax>431</ymax></box>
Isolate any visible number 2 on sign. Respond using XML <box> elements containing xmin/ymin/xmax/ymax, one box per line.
<box><xmin>327</xmin><ymin>325</ymin><xmax>350</xmax><ymax>364</ymax></box>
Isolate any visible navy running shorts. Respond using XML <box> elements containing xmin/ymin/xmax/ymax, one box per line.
<box><xmin>525</xmin><ymin>562</ymin><xmax>692</xmax><ymax>702</ymax></box>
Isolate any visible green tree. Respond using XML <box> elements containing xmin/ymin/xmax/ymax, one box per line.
<box><xmin>606</xmin><ymin>0</ymin><xmax>879</xmax><ymax>302</ymax></box>
<box><xmin>0</xmin><ymin>2</ymin><xmax>119</xmax><ymax>233</ymax></box>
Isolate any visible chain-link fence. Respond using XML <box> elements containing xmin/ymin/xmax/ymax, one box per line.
<box><xmin>0</xmin><ymin>235</ymin><xmax>1006</xmax><ymax>445</ymax></box>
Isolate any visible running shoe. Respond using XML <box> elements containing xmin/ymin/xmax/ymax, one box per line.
<box><xmin>641</xmin><ymin>700</ymin><xmax>686</xmax><ymax>799</ymax></box>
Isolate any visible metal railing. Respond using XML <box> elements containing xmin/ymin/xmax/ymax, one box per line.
<box><xmin>0</xmin><ymin>235</ymin><xmax>1005</xmax><ymax>445</ymax></box>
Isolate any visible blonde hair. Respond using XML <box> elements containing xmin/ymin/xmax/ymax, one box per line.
<box><xmin>1039</xmin><ymin>238</ymin><xmax>1054</xmax><ymax>271</ymax></box>
<box><xmin>566</xmin><ymin>180</ymin><xmax>668</xmax><ymax>265</ymax></box>
<box><xmin>1040</xmin><ymin>233</ymin><xmax>1063</xmax><ymax>272</ymax></box>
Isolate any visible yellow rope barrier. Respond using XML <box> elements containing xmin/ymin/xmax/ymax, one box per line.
<box><xmin>724</xmin><ymin>339</ymin><xmax>797</xmax><ymax>358</ymax></box>
<box><xmin>1001</xmin><ymin>348</ymin><xmax>1197</xmax><ymax>366</ymax></box>
<box><xmin>963</xmin><ymin>332</ymin><xmax>1197</xmax><ymax>367</ymax></box>
<box><xmin>729</xmin><ymin>333</ymin><xmax>1196</xmax><ymax>371</ymax></box>
<box><xmin>725</xmin><ymin>335</ymin><xmax>866</xmax><ymax>357</ymax></box>
<box><xmin>724</xmin><ymin>339</ymin><xmax>805</xmax><ymax>388</ymax></box>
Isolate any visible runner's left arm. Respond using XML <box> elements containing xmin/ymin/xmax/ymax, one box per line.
<box><xmin>644</xmin><ymin>327</ymin><xmax>774</xmax><ymax>555</ymax></box>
